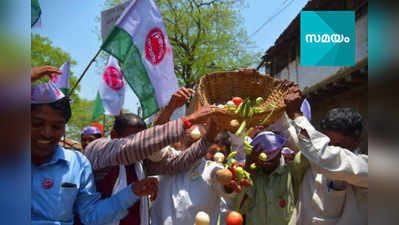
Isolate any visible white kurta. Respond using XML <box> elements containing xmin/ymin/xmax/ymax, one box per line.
<box><xmin>151</xmin><ymin>151</ymin><xmax>235</xmax><ymax>225</ymax></box>
<box><xmin>288</xmin><ymin>116</ymin><xmax>368</xmax><ymax>225</ymax></box>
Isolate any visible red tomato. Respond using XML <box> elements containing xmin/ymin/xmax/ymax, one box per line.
<box><xmin>232</xmin><ymin>97</ymin><xmax>243</xmax><ymax>107</ymax></box>
<box><xmin>226</xmin><ymin>211</ymin><xmax>244</xmax><ymax>225</ymax></box>
<box><xmin>230</xmin><ymin>167</ymin><xmax>237</xmax><ymax>180</ymax></box>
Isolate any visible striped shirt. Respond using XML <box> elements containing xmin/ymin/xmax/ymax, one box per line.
<box><xmin>84</xmin><ymin>119</ymin><xmax>211</xmax><ymax>175</ymax></box>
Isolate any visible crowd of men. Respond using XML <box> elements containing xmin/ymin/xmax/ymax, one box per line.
<box><xmin>31</xmin><ymin>66</ymin><xmax>368</xmax><ymax>225</ymax></box>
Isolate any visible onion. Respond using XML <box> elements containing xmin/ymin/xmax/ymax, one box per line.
<box><xmin>226</xmin><ymin>101</ymin><xmax>235</xmax><ymax>107</ymax></box>
<box><xmin>230</xmin><ymin>119</ymin><xmax>240</xmax><ymax>128</ymax></box>
<box><xmin>190</xmin><ymin>127</ymin><xmax>202</xmax><ymax>140</ymax></box>
<box><xmin>195</xmin><ymin>211</ymin><xmax>210</xmax><ymax>225</ymax></box>
<box><xmin>215</xmin><ymin>168</ymin><xmax>233</xmax><ymax>185</ymax></box>
<box><xmin>213</xmin><ymin>152</ymin><xmax>225</xmax><ymax>163</ymax></box>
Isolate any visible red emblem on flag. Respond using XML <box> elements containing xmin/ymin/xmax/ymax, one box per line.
<box><xmin>42</xmin><ymin>178</ymin><xmax>54</xmax><ymax>189</ymax></box>
<box><xmin>103</xmin><ymin>66</ymin><xmax>124</xmax><ymax>91</ymax></box>
<box><xmin>145</xmin><ymin>27</ymin><xmax>166</xmax><ymax>65</ymax></box>
<box><xmin>50</xmin><ymin>73</ymin><xmax>59</xmax><ymax>83</ymax></box>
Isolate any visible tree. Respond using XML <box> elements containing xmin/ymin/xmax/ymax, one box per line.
<box><xmin>67</xmin><ymin>98</ymin><xmax>115</xmax><ymax>141</ymax></box>
<box><xmin>31</xmin><ymin>34</ymin><xmax>116</xmax><ymax>141</ymax></box>
<box><xmin>31</xmin><ymin>33</ymin><xmax>79</xmax><ymax>101</ymax></box>
<box><xmin>103</xmin><ymin>0</ymin><xmax>261</xmax><ymax>88</ymax></box>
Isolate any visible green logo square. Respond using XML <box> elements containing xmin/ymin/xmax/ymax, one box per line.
<box><xmin>300</xmin><ymin>11</ymin><xmax>355</xmax><ymax>66</ymax></box>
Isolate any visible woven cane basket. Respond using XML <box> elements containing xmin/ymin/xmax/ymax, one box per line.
<box><xmin>197</xmin><ymin>71</ymin><xmax>288</xmax><ymax>132</ymax></box>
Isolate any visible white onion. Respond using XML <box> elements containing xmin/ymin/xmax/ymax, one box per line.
<box><xmin>213</xmin><ymin>152</ymin><xmax>225</xmax><ymax>163</ymax></box>
<box><xmin>226</xmin><ymin>101</ymin><xmax>235</xmax><ymax>107</ymax></box>
<box><xmin>190</xmin><ymin>127</ymin><xmax>202</xmax><ymax>140</ymax></box>
<box><xmin>195</xmin><ymin>211</ymin><xmax>210</xmax><ymax>225</ymax></box>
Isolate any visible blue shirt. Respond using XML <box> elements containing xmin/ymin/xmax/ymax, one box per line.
<box><xmin>32</xmin><ymin>145</ymin><xmax>139</xmax><ymax>225</ymax></box>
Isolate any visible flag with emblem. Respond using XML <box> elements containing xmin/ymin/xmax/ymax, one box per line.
<box><xmin>101</xmin><ymin>0</ymin><xmax>178</xmax><ymax>119</ymax></box>
<box><xmin>51</xmin><ymin>61</ymin><xmax>70</xmax><ymax>95</ymax></box>
<box><xmin>92</xmin><ymin>56</ymin><xmax>125</xmax><ymax>119</ymax></box>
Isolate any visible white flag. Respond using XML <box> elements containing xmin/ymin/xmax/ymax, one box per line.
<box><xmin>99</xmin><ymin>56</ymin><xmax>125</xmax><ymax>116</ymax></box>
<box><xmin>51</xmin><ymin>61</ymin><xmax>70</xmax><ymax>90</ymax></box>
<box><xmin>101</xmin><ymin>0</ymin><xmax>179</xmax><ymax>118</ymax></box>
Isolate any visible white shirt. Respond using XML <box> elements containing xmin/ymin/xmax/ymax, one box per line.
<box><xmin>288</xmin><ymin>116</ymin><xmax>368</xmax><ymax>225</ymax></box>
<box><xmin>150</xmin><ymin>149</ymin><xmax>235</xmax><ymax>225</ymax></box>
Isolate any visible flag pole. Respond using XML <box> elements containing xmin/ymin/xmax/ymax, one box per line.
<box><xmin>69</xmin><ymin>48</ymin><xmax>102</xmax><ymax>97</ymax></box>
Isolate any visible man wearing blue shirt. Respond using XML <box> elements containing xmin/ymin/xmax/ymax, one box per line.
<box><xmin>31</xmin><ymin>66</ymin><xmax>158</xmax><ymax>225</ymax></box>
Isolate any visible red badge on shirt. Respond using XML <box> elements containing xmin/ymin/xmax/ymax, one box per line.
<box><xmin>279</xmin><ymin>199</ymin><xmax>286</xmax><ymax>208</ymax></box>
<box><xmin>42</xmin><ymin>178</ymin><xmax>54</xmax><ymax>189</ymax></box>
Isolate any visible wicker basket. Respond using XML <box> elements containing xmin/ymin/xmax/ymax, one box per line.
<box><xmin>197</xmin><ymin>71</ymin><xmax>287</xmax><ymax>132</ymax></box>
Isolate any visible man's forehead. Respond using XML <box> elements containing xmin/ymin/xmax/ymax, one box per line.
<box><xmin>32</xmin><ymin>113</ymin><xmax>65</xmax><ymax>124</ymax></box>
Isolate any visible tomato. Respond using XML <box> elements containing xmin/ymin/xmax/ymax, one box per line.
<box><xmin>230</xmin><ymin>166</ymin><xmax>237</xmax><ymax>180</ymax></box>
<box><xmin>226</xmin><ymin>211</ymin><xmax>244</xmax><ymax>225</ymax></box>
<box><xmin>240</xmin><ymin>178</ymin><xmax>250</xmax><ymax>187</ymax></box>
<box><xmin>232</xmin><ymin>97</ymin><xmax>243</xmax><ymax>107</ymax></box>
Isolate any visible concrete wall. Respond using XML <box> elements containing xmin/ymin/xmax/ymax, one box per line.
<box><xmin>274</xmin><ymin>13</ymin><xmax>368</xmax><ymax>90</ymax></box>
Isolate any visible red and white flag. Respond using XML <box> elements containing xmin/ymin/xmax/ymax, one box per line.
<box><xmin>98</xmin><ymin>56</ymin><xmax>125</xmax><ymax>116</ymax></box>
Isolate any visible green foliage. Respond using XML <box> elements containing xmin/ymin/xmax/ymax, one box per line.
<box><xmin>103</xmin><ymin>0</ymin><xmax>261</xmax><ymax>88</ymax></box>
<box><xmin>66</xmin><ymin>98</ymin><xmax>115</xmax><ymax>141</ymax></box>
<box><xmin>30</xmin><ymin>33</ymin><xmax>116</xmax><ymax>141</ymax></box>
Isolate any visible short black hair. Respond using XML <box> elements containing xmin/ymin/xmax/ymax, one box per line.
<box><xmin>214</xmin><ymin>132</ymin><xmax>231</xmax><ymax>148</ymax></box>
<box><xmin>113</xmin><ymin>113</ymin><xmax>147</xmax><ymax>135</ymax></box>
<box><xmin>31</xmin><ymin>97</ymin><xmax>72</xmax><ymax>122</ymax></box>
<box><xmin>320</xmin><ymin>108</ymin><xmax>363</xmax><ymax>139</ymax></box>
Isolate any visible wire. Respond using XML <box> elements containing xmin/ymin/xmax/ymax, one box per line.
<box><xmin>248</xmin><ymin>0</ymin><xmax>297</xmax><ymax>39</ymax></box>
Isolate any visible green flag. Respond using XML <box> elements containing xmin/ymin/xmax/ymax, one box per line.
<box><xmin>31</xmin><ymin>0</ymin><xmax>41</xmax><ymax>27</ymax></box>
<box><xmin>91</xmin><ymin>91</ymin><xmax>105</xmax><ymax>121</ymax></box>
<box><xmin>100</xmin><ymin>0</ymin><xmax>179</xmax><ymax>119</ymax></box>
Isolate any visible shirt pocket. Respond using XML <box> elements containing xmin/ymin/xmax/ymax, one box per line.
<box><xmin>312</xmin><ymin>188</ymin><xmax>346</xmax><ymax>219</ymax></box>
<box><xmin>312</xmin><ymin>217</ymin><xmax>339</xmax><ymax>225</ymax></box>
<box><xmin>53</xmin><ymin>187</ymin><xmax>79</xmax><ymax>220</ymax></box>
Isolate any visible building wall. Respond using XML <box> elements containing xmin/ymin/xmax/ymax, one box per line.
<box><xmin>274</xmin><ymin>13</ymin><xmax>368</xmax><ymax>90</ymax></box>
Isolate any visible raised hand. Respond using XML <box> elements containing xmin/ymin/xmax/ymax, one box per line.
<box><xmin>185</xmin><ymin>105</ymin><xmax>225</xmax><ymax>125</ymax></box>
<box><xmin>284</xmin><ymin>85</ymin><xmax>303</xmax><ymax>120</ymax></box>
<box><xmin>31</xmin><ymin>66</ymin><xmax>62</xmax><ymax>82</ymax></box>
<box><xmin>169</xmin><ymin>88</ymin><xmax>195</xmax><ymax>109</ymax></box>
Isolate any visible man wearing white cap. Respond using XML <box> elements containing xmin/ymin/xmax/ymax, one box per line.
<box><xmin>31</xmin><ymin>67</ymin><xmax>158</xmax><ymax>225</ymax></box>
<box><xmin>284</xmin><ymin>86</ymin><xmax>368</xmax><ymax>225</ymax></box>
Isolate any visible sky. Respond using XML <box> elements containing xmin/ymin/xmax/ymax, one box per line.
<box><xmin>32</xmin><ymin>0</ymin><xmax>310</xmax><ymax>114</ymax></box>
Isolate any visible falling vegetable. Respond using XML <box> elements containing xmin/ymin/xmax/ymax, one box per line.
<box><xmin>230</xmin><ymin>159</ymin><xmax>238</xmax><ymax>165</ymax></box>
<box><xmin>195</xmin><ymin>211</ymin><xmax>210</xmax><ymax>225</ymax></box>
<box><xmin>190</xmin><ymin>127</ymin><xmax>202</xmax><ymax>140</ymax></box>
<box><xmin>259</xmin><ymin>153</ymin><xmax>268</xmax><ymax>161</ymax></box>
<box><xmin>230</xmin><ymin>119</ymin><xmax>240</xmax><ymax>128</ymax></box>
<box><xmin>235</xmin><ymin>120</ymin><xmax>247</xmax><ymax>136</ymax></box>
<box><xmin>213</xmin><ymin>152</ymin><xmax>225</xmax><ymax>163</ymax></box>
<box><xmin>216</xmin><ymin>169</ymin><xmax>233</xmax><ymax>185</ymax></box>
<box><xmin>226</xmin><ymin>211</ymin><xmax>244</xmax><ymax>225</ymax></box>
<box><xmin>227</xmin><ymin>151</ymin><xmax>237</xmax><ymax>161</ymax></box>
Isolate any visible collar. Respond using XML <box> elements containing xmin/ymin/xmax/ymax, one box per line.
<box><xmin>270</xmin><ymin>155</ymin><xmax>288</xmax><ymax>176</ymax></box>
<box><xmin>38</xmin><ymin>145</ymin><xmax>69</xmax><ymax>168</ymax></box>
